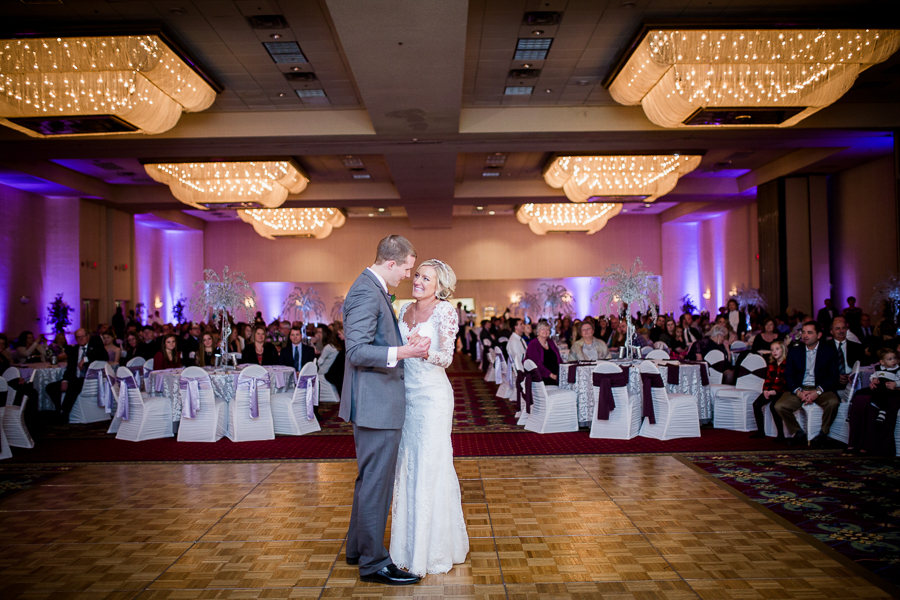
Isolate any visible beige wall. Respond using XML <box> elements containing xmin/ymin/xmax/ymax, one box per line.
<box><xmin>830</xmin><ymin>155</ymin><xmax>898</xmax><ymax>312</ymax></box>
<box><xmin>79</xmin><ymin>202</ymin><xmax>135</xmax><ymax>328</ymax></box>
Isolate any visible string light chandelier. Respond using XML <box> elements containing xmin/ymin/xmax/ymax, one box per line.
<box><xmin>144</xmin><ymin>161</ymin><xmax>309</xmax><ymax>209</ymax></box>
<box><xmin>516</xmin><ymin>202</ymin><xmax>622</xmax><ymax>235</ymax></box>
<box><xmin>543</xmin><ymin>154</ymin><xmax>701</xmax><ymax>203</ymax></box>
<box><xmin>607</xmin><ymin>28</ymin><xmax>900</xmax><ymax>127</ymax></box>
<box><xmin>238</xmin><ymin>208</ymin><xmax>346</xmax><ymax>240</ymax></box>
<box><xmin>0</xmin><ymin>34</ymin><xmax>218</xmax><ymax>137</ymax></box>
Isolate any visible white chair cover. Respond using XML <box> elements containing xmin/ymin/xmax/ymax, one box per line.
<box><xmin>640</xmin><ymin>346</ymin><xmax>653</xmax><ymax>358</ymax></box>
<box><xmin>638</xmin><ymin>360</ymin><xmax>701</xmax><ymax>440</ymax></box>
<box><xmin>713</xmin><ymin>353</ymin><xmax>767</xmax><ymax>432</ymax></box>
<box><xmin>730</xmin><ymin>341</ymin><xmax>748</xmax><ymax>353</ymax></box>
<box><xmin>1</xmin><ymin>372</ymin><xmax>34</xmax><ymax>449</ymax></box>
<box><xmin>126</xmin><ymin>356</ymin><xmax>145</xmax><ymax>390</ymax></box>
<box><xmin>176</xmin><ymin>367</ymin><xmax>226</xmax><ymax>442</ymax></box>
<box><xmin>646</xmin><ymin>349</ymin><xmax>670</xmax><ymax>360</ymax></box>
<box><xmin>513</xmin><ymin>354</ymin><xmax>529</xmax><ymax>425</ymax></box>
<box><xmin>494</xmin><ymin>352</ymin><xmax>511</xmax><ymax>398</ymax></box>
<box><xmin>704</xmin><ymin>350</ymin><xmax>727</xmax><ymax>386</ymax></box>
<box><xmin>484</xmin><ymin>342</ymin><xmax>496</xmax><ymax>382</ymax></box>
<box><xmin>827</xmin><ymin>361</ymin><xmax>861</xmax><ymax>444</ymax></box>
<box><xmin>589</xmin><ymin>361</ymin><xmax>641</xmax><ymax>440</ymax></box>
<box><xmin>271</xmin><ymin>361</ymin><xmax>321</xmax><ymax>436</ymax></box>
<box><xmin>115</xmin><ymin>366</ymin><xmax>174</xmax><ymax>442</ymax></box>
<box><xmin>2</xmin><ymin>367</ymin><xmax>21</xmax><ymax>381</ymax></box>
<box><xmin>522</xmin><ymin>359</ymin><xmax>579</xmax><ymax>434</ymax></box>
<box><xmin>69</xmin><ymin>361</ymin><xmax>112</xmax><ymax>424</ymax></box>
<box><xmin>228</xmin><ymin>365</ymin><xmax>275</xmax><ymax>442</ymax></box>
<box><xmin>0</xmin><ymin>380</ymin><xmax>13</xmax><ymax>459</ymax></box>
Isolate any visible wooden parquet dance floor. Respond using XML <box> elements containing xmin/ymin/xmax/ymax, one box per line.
<box><xmin>0</xmin><ymin>456</ymin><xmax>893</xmax><ymax>599</ymax></box>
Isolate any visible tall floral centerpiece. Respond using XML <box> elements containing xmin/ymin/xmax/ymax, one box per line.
<box><xmin>331</xmin><ymin>296</ymin><xmax>345</xmax><ymax>323</ymax></box>
<box><xmin>734</xmin><ymin>285</ymin><xmax>767</xmax><ymax>330</ymax></box>
<box><xmin>680</xmin><ymin>294</ymin><xmax>698</xmax><ymax>315</ymax></box>
<box><xmin>172</xmin><ymin>295</ymin><xmax>188</xmax><ymax>324</ymax></box>
<box><xmin>872</xmin><ymin>273</ymin><xmax>900</xmax><ymax>335</ymax></box>
<box><xmin>512</xmin><ymin>292</ymin><xmax>540</xmax><ymax>321</ymax></box>
<box><xmin>282</xmin><ymin>286</ymin><xmax>325</xmax><ymax>324</ymax></box>
<box><xmin>190</xmin><ymin>267</ymin><xmax>257</xmax><ymax>360</ymax></box>
<box><xmin>537</xmin><ymin>283</ymin><xmax>574</xmax><ymax>337</ymax></box>
<box><xmin>593</xmin><ymin>258</ymin><xmax>662</xmax><ymax>359</ymax></box>
<box><xmin>46</xmin><ymin>293</ymin><xmax>74</xmax><ymax>334</ymax></box>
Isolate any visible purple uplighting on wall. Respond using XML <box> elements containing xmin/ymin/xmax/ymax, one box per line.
<box><xmin>135</xmin><ymin>216</ymin><xmax>203</xmax><ymax>324</ymax></box>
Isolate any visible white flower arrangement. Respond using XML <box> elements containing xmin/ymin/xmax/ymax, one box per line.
<box><xmin>190</xmin><ymin>267</ymin><xmax>257</xmax><ymax>358</ymax></box>
<box><xmin>592</xmin><ymin>258</ymin><xmax>662</xmax><ymax>358</ymax></box>
<box><xmin>282</xmin><ymin>286</ymin><xmax>326</xmax><ymax>323</ymax></box>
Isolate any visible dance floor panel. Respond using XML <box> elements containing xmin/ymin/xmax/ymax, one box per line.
<box><xmin>0</xmin><ymin>456</ymin><xmax>893</xmax><ymax>599</ymax></box>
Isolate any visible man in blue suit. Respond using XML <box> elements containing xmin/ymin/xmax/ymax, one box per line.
<box><xmin>774</xmin><ymin>321</ymin><xmax>841</xmax><ymax>446</ymax></box>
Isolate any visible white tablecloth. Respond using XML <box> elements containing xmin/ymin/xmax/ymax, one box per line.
<box><xmin>148</xmin><ymin>365</ymin><xmax>295</xmax><ymax>422</ymax></box>
<box><xmin>20</xmin><ymin>364</ymin><xmax>66</xmax><ymax>411</ymax></box>
<box><xmin>559</xmin><ymin>361</ymin><xmax>713</xmax><ymax>424</ymax></box>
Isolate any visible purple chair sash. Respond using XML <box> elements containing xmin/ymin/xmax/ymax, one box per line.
<box><xmin>0</xmin><ymin>389</ymin><xmax>6</xmax><ymax>408</ymax></box>
<box><xmin>568</xmin><ymin>365</ymin><xmax>578</xmax><ymax>384</ymax></box>
<box><xmin>592</xmin><ymin>368</ymin><xmax>630</xmax><ymax>420</ymax></box>
<box><xmin>17</xmin><ymin>367</ymin><xmax>33</xmax><ymax>382</ymax></box>
<box><xmin>666</xmin><ymin>364</ymin><xmax>680</xmax><ymax>385</ymax></box>
<box><xmin>84</xmin><ymin>369</ymin><xmax>112</xmax><ymax>410</ymax></box>
<box><xmin>179</xmin><ymin>376</ymin><xmax>212</xmax><ymax>419</ymax></box>
<box><xmin>709</xmin><ymin>359</ymin><xmax>731</xmax><ymax>374</ymax></box>
<box><xmin>116</xmin><ymin>376</ymin><xmax>139</xmax><ymax>421</ymax></box>
<box><xmin>735</xmin><ymin>364</ymin><xmax>768</xmax><ymax>380</ymax></box>
<box><xmin>640</xmin><ymin>372</ymin><xmax>664</xmax><ymax>425</ymax></box>
<box><xmin>516</xmin><ymin>369</ymin><xmax>537</xmax><ymax>412</ymax></box>
<box><xmin>154</xmin><ymin>373</ymin><xmax>167</xmax><ymax>393</ymax></box>
<box><xmin>494</xmin><ymin>355</ymin><xmax>504</xmax><ymax>385</ymax></box>
<box><xmin>680</xmin><ymin>360</ymin><xmax>710</xmax><ymax>386</ymax></box>
<box><xmin>297</xmin><ymin>374</ymin><xmax>319</xmax><ymax>420</ymax></box>
<box><xmin>237</xmin><ymin>375</ymin><xmax>270</xmax><ymax>419</ymax></box>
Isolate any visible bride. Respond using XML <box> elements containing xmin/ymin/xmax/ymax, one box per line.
<box><xmin>391</xmin><ymin>258</ymin><xmax>469</xmax><ymax>576</ymax></box>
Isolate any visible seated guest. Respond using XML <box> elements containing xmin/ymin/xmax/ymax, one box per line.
<box><xmin>326</xmin><ymin>324</ymin><xmax>346</xmax><ymax>397</ymax></box>
<box><xmin>153</xmin><ymin>334</ymin><xmax>182</xmax><ymax>370</ymax></box>
<box><xmin>671</xmin><ymin>326</ymin><xmax>688</xmax><ymax>358</ymax></box>
<box><xmin>195</xmin><ymin>332</ymin><xmax>219</xmax><ymax>367</ymax></box>
<box><xmin>101</xmin><ymin>331</ymin><xmax>121</xmax><ymax>366</ymax></box>
<box><xmin>318</xmin><ymin>325</ymin><xmax>342</xmax><ymax>376</ymax></box>
<box><xmin>773</xmin><ymin>321</ymin><xmax>840</xmax><ymax>446</ymax></box>
<box><xmin>594</xmin><ymin>317</ymin><xmax>611</xmax><ymax>345</ymax></box>
<box><xmin>525</xmin><ymin>322</ymin><xmax>562</xmax><ymax>386</ymax></box>
<box><xmin>45</xmin><ymin>329</ymin><xmax>106</xmax><ymax>419</ymax></box>
<box><xmin>521</xmin><ymin>322</ymin><xmax>534</xmax><ymax>344</ymax></box>
<box><xmin>679</xmin><ymin>313</ymin><xmax>701</xmax><ymax>346</ymax></box>
<box><xmin>687</xmin><ymin>325</ymin><xmax>735</xmax><ymax>385</ymax></box>
<box><xmin>241</xmin><ymin>325</ymin><xmax>279</xmax><ymax>366</ymax></box>
<box><xmin>649</xmin><ymin>315</ymin><xmax>666</xmax><ymax>343</ymax></box>
<box><xmin>848</xmin><ymin>347</ymin><xmax>900</xmax><ymax>455</ymax></box>
<box><xmin>570</xmin><ymin>321</ymin><xmax>610</xmax><ymax>361</ymax></box>
<box><xmin>859</xmin><ymin>313</ymin><xmax>875</xmax><ymax>340</ymax></box>
<box><xmin>750</xmin><ymin>340</ymin><xmax>788</xmax><ymax>440</ymax></box>
<box><xmin>726</xmin><ymin>298</ymin><xmax>747</xmax><ymax>336</ymax></box>
<box><xmin>608</xmin><ymin>320</ymin><xmax>628</xmax><ymax>349</ymax></box>
<box><xmin>279</xmin><ymin>325</ymin><xmax>315</xmax><ymax>371</ymax></box>
<box><xmin>751</xmin><ymin>318</ymin><xmax>781</xmax><ymax>352</ymax></box>
<box><xmin>506</xmin><ymin>318</ymin><xmax>528</xmax><ymax>365</ymax></box>
<box><xmin>121</xmin><ymin>332</ymin><xmax>139</xmax><ymax>364</ymax></box>
<box><xmin>15</xmin><ymin>331</ymin><xmax>47</xmax><ymax>363</ymax></box>
<box><xmin>659</xmin><ymin>318</ymin><xmax>680</xmax><ymax>350</ymax></box>
<box><xmin>136</xmin><ymin>326</ymin><xmax>159</xmax><ymax>360</ymax></box>
<box><xmin>0</xmin><ymin>334</ymin><xmax>11</xmax><ymax>373</ymax></box>
<box><xmin>48</xmin><ymin>333</ymin><xmax>69</xmax><ymax>363</ymax></box>
<box><xmin>181</xmin><ymin>322</ymin><xmax>202</xmax><ymax>365</ymax></box>
<box><xmin>227</xmin><ymin>323</ymin><xmax>245</xmax><ymax>353</ymax></box>
<box><xmin>828</xmin><ymin>316</ymin><xmax>864</xmax><ymax>386</ymax></box>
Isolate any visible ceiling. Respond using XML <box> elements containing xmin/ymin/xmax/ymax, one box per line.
<box><xmin>0</xmin><ymin>0</ymin><xmax>898</xmax><ymax>229</ymax></box>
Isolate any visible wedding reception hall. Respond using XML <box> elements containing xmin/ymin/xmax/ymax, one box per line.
<box><xmin>1</xmin><ymin>0</ymin><xmax>900</xmax><ymax>597</ymax></box>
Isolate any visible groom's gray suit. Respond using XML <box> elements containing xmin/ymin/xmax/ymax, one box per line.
<box><xmin>339</xmin><ymin>269</ymin><xmax>406</xmax><ymax>576</ymax></box>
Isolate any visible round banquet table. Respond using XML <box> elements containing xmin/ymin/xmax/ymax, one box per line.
<box><xmin>16</xmin><ymin>363</ymin><xmax>66</xmax><ymax>411</ymax></box>
<box><xmin>558</xmin><ymin>360</ymin><xmax>713</xmax><ymax>425</ymax></box>
<box><xmin>148</xmin><ymin>365</ymin><xmax>296</xmax><ymax>423</ymax></box>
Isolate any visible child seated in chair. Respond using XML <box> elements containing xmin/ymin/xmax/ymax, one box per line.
<box><xmin>848</xmin><ymin>348</ymin><xmax>900</xmax><ymax>455</ymax></box>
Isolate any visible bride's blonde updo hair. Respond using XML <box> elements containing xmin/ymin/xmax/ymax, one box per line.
<box><xmin>418</xmin><ymin>259</ymin><xmax>456</xmax><ymax>301</ymax></box>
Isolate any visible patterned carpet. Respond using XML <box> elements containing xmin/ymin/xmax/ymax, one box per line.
<box><xmin>688</xmin><ymin>451</ymin><xmax>900</xmax><ymax>591</ymax></box>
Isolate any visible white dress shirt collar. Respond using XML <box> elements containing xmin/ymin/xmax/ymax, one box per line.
<box><xmin>366</xmin><ymin>267</ymin><xmax>389</xmax><ymax>294</ymax></box>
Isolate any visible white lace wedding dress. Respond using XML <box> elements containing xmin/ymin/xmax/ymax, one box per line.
<box><xmin>391</xmin><ymin>300</ymin><xmax>469</xmax><ymax>575</ymax></box>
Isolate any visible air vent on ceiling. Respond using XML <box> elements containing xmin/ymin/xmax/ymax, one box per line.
<box><xmin>485</xmin><ymin>153</ymin><xmax>507</xmax><ymax>167</ymax></box>
<box><xmin>508</xmin><ymin>68</ymin><xmax>541</xmax><ymax>79</ymax></box>
<box><xmin>505</xmin><ymin>86</ymin><xmax>533</xmax><ymax>95</ymax></box>
<box><xmin>514</xmin><ymin>38</ymin><xmax>553</xmax><ymax>61</ymax></box>
<box><xmin>284</xmin><ymin>72</ymin><xmax>318</xmax><ymax>83</ymax></box>
<box><xmin>341</xmin><ymin>156</ymin><xmax>364</xmax><ymax>168</ymax></box>
<box><xmin>263</xmin><ymin>41</ymin><xmax>307</xmax><ymax>64</ymax></box>
<box><xmin>522</xmin><ymin>11</ymin><xmax>562</xmax><ymax>26</ymax></box>
<box><xmin>295</xmin><ymin>89</ymin><xmax>326</xmax><ymax>98</ymax></box>
<box><xmin>704</xmin><ymin>161</ymin><xmax>733</xmax><ymax>172</ymax></box>
<box><xmin>247</xmin><ymin>15</ymin><xmax>289</xmax><ymax>29</ymax></box>
<box><xmin>199</xmin><ymin>201</ymin><xmax>263</xmax><ymax>210</ymax></box>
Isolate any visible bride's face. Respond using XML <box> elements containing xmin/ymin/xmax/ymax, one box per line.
<box><xmin>412</xmin><ymin>265</ymin><xmax>438</xmax><ymax>300</ymax></box>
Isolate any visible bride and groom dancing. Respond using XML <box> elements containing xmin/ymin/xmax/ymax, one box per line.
<box><xmin>338</xmin><ymin>234</ymin><xmax>469</xmax><ymax>585</ymax></box>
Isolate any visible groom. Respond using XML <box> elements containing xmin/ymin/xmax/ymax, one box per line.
<box><xmin>339</xmin><ymin>235</ymin><xmax>430</xmax><ymax>585</ymax></box>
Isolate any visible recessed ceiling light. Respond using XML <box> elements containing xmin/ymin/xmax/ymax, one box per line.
<box><xmin>544</xmin><ymin>88</ymin><xmax>552</xmax><ymax>93</ymax></box>
<box><xmin>522</xmin><ymin>63</ymin><xmax>532</xmax><ymax>68</ymax></box>
<box><xmin>352</xmin><ymin>173</ymin><xmax>371</xmax><ymax>179</ymax></box>
<box><xmin>488</xmin><ymin>211</ymin><xmax>496</xmax><ymax>215</ymax></box>
<box><xmin>532</xmin><ymin>30</ymin><xmax>544</xmax><ymax>35</ymax></box>
<box><xmin>576</xmin><ymin>79</ymin><xmax>590</xmax><ymax>86</ymax></box>
<box><xmin>368</xmin><ymin>213</ymin><xmax>374</xmax><ymax>217</ymax></box>
<box><xmin>644</xmin><ymin>203</ymin><xmax>652</xmax><ymax>208</ymax></box>
<box><xmin>482</xmin><ymin>171</ymin><xmax>500</xmax><ymax>177</ymax></box>
<box><xmin>295</xmin><ymin>89</ymin><xmax>326</xmax><ymax>98</ymax></box>
<box><xmin>277</xmin><ymin>93</ymin><xmax>285</xmax><ymax>97</ymax></box>
<box><xmin>270</xmin><ymin>33</ymin><xmax>282</xmax><ymax>39</ymax></box>
<box><xmin>476</xmin><ymin>206</ymin><xmax>484</xmax><ymax>211</ymax></box>
<box><xmin>622</xmin><ymin>208</ymin><xmax>628</xmax><ymax>213</ymax></box>
<box><xmin>291</xmin><ymin>66</ymin><xmax>302</xmax><ymax>71</ymax></box>
<box><xmin>378</xmin><ymin>207</ymin><xmax>385</xmax><ymax>212</ymax></box>
<box><xmin>505</xmin><ymin>86</ymin><xmax>534</xmax><ymax>95</ymax></box>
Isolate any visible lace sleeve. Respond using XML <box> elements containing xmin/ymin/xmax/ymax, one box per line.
<box><xmin>427</xmin><ymin>302</ymin><xmax>458</xmax><ymax>368</ymax></box>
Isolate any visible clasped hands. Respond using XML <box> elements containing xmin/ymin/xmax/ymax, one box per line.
<box><xmin>397</xmin><ymin>333</ymin><xmax>431</xmax><ymax>360</ymax></box>
<box><xmin>798</xmin><ymin>389</ymin><xmax>819</xmax><ymax>404</ymax></box>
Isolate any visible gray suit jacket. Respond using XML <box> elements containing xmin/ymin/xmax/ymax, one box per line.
<box><xmin>338</xmin><ymin>269</ymin><xmax>406</xmax><ymax>429</ymax></box>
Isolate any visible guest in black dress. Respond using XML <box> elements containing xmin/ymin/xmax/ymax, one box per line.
<box><xmin>240</xmin><ymin>325</ymin><xmax>279</xmax><ymax>366</ymax></box>
<box><xmin>524</xmin><ymin>321</ymin><xmax>562</xmax><ymax>386</ymax></box>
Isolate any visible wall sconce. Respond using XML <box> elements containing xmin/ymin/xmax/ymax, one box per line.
<box><xmin>510</xmin><ymin>294</ymin><xmax>519</xmax><ymax>303</ymax></box>
<box><xmin>245</xmin><ymin>297</ymin><xmax>256</xmax><ymax>308</ymax></box>
<box><xmin>154</xmin><ymin>299</ymin><xmax>163</xmax><ymax>309</ymax></box>
<box><xmin>702</xmin><ymin>289</ymin><xmax>711</xmax><ymax>300</ymax></box>
<box><xmin>728</xmin><ymin>288</ymin><xmax>737</xmax><ymax>297</ymax></box>
<box><xmin>19</xmin><ymin>296</ymin><xmax>30</xmax><ymax>304</ymax></box>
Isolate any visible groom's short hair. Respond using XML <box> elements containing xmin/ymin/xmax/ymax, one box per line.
<box><xmin>375</xmin><ymin>235</ymin><xmax>416</xmax><ymax>265</ymax></box>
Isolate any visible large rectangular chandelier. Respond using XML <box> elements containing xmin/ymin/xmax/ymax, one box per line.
<box><xmin>238</xmin><ymin>208</ymin><xmax>346</xmax><ymax>240</ymax></box>
<box><xmin>543</xmin><ymin>154</ymin><xmax>701</xmax><ymax>203</ymax></box>
<box><xmin>145</xmin><ymin>160</ymin><xmax>308</xmax><ymax>209</ymax></box>
<box><xmin>606</xmin><ymin>28</ymin><xmax>900</xmax><ymax>128</ymax></box>
<box><xmin>517</xmin><ymin>203</ymin><xmax>622</xmax><ymax>235</ymax></box>
<box><xmin>0</xmin><ymin>33</ymin><xmax>218</xmax><ymax>137</ymax></box>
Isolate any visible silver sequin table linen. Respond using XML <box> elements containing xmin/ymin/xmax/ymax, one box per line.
<box><xmin>20</xmin><ymin>364</ymin><xmax>66</xmax><ymax>411</ymax></box>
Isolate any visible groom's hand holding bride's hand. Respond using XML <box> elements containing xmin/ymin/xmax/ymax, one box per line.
<box><xmin>398</xmin><ymin>335</ymin><xmax>431</xmax><ymax>360</ymax></box>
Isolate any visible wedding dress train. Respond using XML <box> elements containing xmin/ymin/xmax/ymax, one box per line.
<box><xmin>390</xmin><ymin>300</ymin><xmax>469</xmax><ymax>575</ymax></box>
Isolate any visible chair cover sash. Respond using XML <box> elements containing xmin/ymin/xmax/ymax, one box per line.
<box><xmin>494</xmin><ymin>354</ymin><xmax>503</xmax><ymax>384</ymax></box>
<box><xmin>297</xmin><ymin>374</ymin><xmax>319</xmax><ymax>421</ymax></box>
<box><xmin>237</xmin><ymin>376</ymin><xmax>270</xmax><ymax>419</ymax></box>
<box><xmin>84</xmin><ymin>369</ymin><xmax>112</xmax><ymax>410</ymax></box>
<box><xmin>179</xmin><ymin>376</ymin><xmax>212</xmax><ymax>419</ymax></box>
<box><xmin>568</xmin><ymin>365</ymin><xmax>578</xmax><ymax>383</ymax></box>
<box><xmin>708</xmin><ymin>359</ymin><xmax>730</xmax><ymax>374</ymax></box>
<box><xmin>273</xmin><ymin>368</ymin><xmax>286</xmax><ymax>389</ymax></box>
<box><xmin>115</xmin><ymin>376</ymin><xmax>139</xmax><ymax>421</ymax></box>
<box><xmin>154</xmin><ymin>372</ymin><xmax>167</xmax><ymax>393</ymax></box>
<box><xmin>666</xmin><ymin>364</ymin><xmax>680</xmax><ymax>385</ymax></box>
<box><xmin>640</xmin><ymin>372</ymin><xmax>664</xmax><ymax>425</ymax></box>
<box><xmin>516</xmin><ymin>368</ymin><xmax>538</xmax><ymax>412</ymax></box>
<box><xmin>592</xmin><ymin>368</ymin><xmax>630</xmax><ymax>420</ymax></box>
<box><xmin>735</xmin><ymin>364</ymin><xmax>768</xmax><ymax>380</ymax></box>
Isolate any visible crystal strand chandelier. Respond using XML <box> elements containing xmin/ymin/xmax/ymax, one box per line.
<box><xmin>516</xmin><ymin>202</ymin><xmax>622</xmax><ymax>235</ymax></box>
<box><xmin>0</xmin><ymin>34</ymin><xmax>217</xmax><ymax>137</ymax></box>
<box><xmin>238</xmin><ymin>208</ymin><xmax>346</xmax><ymax>239</ymax></box>
<box><xmin>543</xmin><ymin>155</ymin><xmax>701</xmax><ymax>203</ymax></box>
<box><xmin>144</xmin><ymin>161</ymin><xmax>308</xmax><ymax>209</ymax></box>
<box><xmin>607</xmin><ymin>28</ymin><xmax>900</xmax><ymax>127</ymax></box>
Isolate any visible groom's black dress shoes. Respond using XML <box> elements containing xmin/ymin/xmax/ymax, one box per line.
<box><xmin>360</xmin><ymin>563</ymin><xmax>422</xmax><ymax>585</ymax></box>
